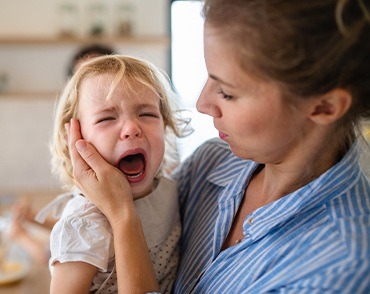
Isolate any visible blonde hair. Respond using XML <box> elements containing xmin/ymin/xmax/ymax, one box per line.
<box><xmin>51</xmin><ymin>55</ymin><xmax>181</xmax><ymax>189</ymax></box>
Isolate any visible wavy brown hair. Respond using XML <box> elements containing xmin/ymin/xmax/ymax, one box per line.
<box><xmin>203</xmin><ymin>0</ymin><xmax>370</xmax><ymax>151</ymax></box>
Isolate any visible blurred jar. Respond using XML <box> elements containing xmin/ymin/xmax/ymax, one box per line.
<box><xmin>0</xmin><ymin>72</ymin><xmax>8</xmax><ymax>93</ymax></box>
<box><xmin>115</xmin><ymin>2</ymin><xmax>135</xmax><ymax>37</ymax></box>
<box><xmin>87</xmin><ymin>2</ymin><xmax>107</xmax><ymax>37</ymax></box>
<box><xmin>57</xmin><ymin>2</ymin><xmax>78</xmax><ymax>38</ymax></box>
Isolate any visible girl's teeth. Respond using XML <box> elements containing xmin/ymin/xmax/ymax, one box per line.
<box><xmin>126</xmin><ymin>171</ymin><xmax>143</xmax><ymax>179</ymax></box>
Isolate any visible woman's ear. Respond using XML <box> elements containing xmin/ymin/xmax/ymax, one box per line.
<box><xmin>308</xmin><ymin>88</ymin><xmax>352</xmax><ymax>125</ymax></box>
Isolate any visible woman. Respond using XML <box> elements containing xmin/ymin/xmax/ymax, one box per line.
<box><xmin>68</xmin><ymin>0</ymin><xmax>370</xmax><ymax>292</ymax></box>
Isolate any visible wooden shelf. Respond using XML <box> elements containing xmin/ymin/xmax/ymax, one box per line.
<box><xmin>0</xmin><ymin>91</ymin><xmax>58</xmax><ymax>99</ymax></box>
<box><xmin>0</xmin><ymin>35</ymin><xmax>170</xmax><ymax>99</ymax></box>
<box><xmin>0</xmin><ymin>35</ymin><xmax>170</xmax><ymax>46</ymax></box>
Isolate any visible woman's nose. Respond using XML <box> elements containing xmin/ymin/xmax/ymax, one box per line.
<box><xmin>196</xmin><ymin>79</ymin><xmax>221</xmax><ymax>117</ymax></box>
<box><xmin>120</xmin><ymin>120</ymin><xmax>142</xmax><ymax>139</ymax></box>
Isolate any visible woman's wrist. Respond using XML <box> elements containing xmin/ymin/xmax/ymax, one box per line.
<box><xmin>110</xmin><ymin>203</ymin><xmax>160</xmax><ymax>292</ymax></box>
<box><xmin>108</xmin><ymin>203</ymin><xmax>141</xmax><ymax>232</ymax></box>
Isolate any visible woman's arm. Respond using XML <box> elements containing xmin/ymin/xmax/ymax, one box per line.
<box><xmin>66</xmin><ymin>118</ymin><xmax>159</xmax><ymax>293</ymax></box>
<box><xmin>50</xmin><ymin>262</ymin><xmax>97</xmax><ymax>294</ymax></box>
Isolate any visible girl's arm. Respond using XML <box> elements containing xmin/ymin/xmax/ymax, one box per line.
<box><xmin>66</xmin><ymin>118</ymin><xmax>159</xmax><ymax>293</ymax></box>
<box><xmin>50</xmin><ymin>261</ymin><xmax>97</xmax><ymax>294</ymax></box>
<box><xmin>12</xmin><ymin>199</ymin><xmax>57</xmax><ymax>231</ymax></box>
<box><xmin>8</xmin><ymin>219</ymin><xmax>50</xmax><ymax>264</ymax></box>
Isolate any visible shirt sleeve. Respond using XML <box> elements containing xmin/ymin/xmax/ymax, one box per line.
<box><xmin>49</xmin><ymin>197</ymin><xmax>114</xmax><ymax>272</ymax></box>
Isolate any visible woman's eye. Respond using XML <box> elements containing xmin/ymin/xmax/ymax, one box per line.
<box><xmin>217</xmin><ymin>89</ymin><xmax>233</xmax><ymax>100</ymax></box>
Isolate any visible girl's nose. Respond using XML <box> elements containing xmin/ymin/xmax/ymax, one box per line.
<box><xmin>120</xmin><ymin>120</ymin><xmax>142</xmax><ymax>139</ymax></box>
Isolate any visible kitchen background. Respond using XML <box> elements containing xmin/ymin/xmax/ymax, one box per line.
<box><xmin>0</xmin><ymin>0</ymin><xmax>169</xmax><ymax>195</ymax></box>
<box><xmin>0</xmin><ymin>0</ymin><xmax>218</xmax><ymax>196</ymax></box>
<box><xmin>0</xmin><ymin>0</ymin><xmax>368</xmax><ymax>196</ymax></box>
<box><xmin>0</xmin><ymin>0</ymin><xmax>216</xmax><ymax>198</ymax></box>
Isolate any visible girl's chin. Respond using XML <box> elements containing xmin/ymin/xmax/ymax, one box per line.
<box><xmin>132</xmin><ymin>191</ymin><xmax>150</xmax><ymax>200</ymax></box>
<box><xmin>131</xmin><ymin>183</ymin><xmax>154</xmax><ymax>200</ymax></box>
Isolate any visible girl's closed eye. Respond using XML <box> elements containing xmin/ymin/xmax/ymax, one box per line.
<box><xmin>217</xmin><ymin>89</ymin><xmax>233</xmax><ymax>100</ymax></box>
<box><xmin>139</xmin><ymin>112</ymin><xmax>160</xmax><ymax>118</ymax></box>
<box><xmin>95</xmin><ymin>116</ymin><xmax>116</xmax><ymax>124</ymax></box>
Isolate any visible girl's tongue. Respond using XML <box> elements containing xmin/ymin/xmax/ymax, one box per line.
<box><xmin>118</xmin><ymin>154</ymin><xmax>145</xmax><ymax>177</ymax></box>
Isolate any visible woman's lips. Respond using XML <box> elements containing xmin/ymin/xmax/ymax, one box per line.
<box><xmin>219</xmin><ymin>131</ymin><xmax>228</xmax><ymax>140</ymax></box>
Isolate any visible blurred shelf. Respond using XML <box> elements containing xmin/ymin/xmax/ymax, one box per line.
<box><xmin>0</xmin><ymin>92</ymin><xmax>58</xmax><ymax>99</ymax></box>
<box><xmin>0</xmin><ymin>35</ymin><xmax>170</xmax><ymax>100</ymax></box>
<box><xmin>0</xmin><ymin>35</ymin><xmax>170</xmax><ymax>46</ymax></box>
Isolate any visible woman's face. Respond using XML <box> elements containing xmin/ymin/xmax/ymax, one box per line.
<box><xmin>197</xmin><ymin>23</ymin><xmax>312</xmax><ymax>164</ymax></box>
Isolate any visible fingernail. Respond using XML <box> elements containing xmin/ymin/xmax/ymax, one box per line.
<box><xmin>76</xmin><ymin>140</ymin><xmax>87</xmax><ymax>151</ymax></box>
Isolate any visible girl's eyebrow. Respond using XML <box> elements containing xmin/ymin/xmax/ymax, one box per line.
<box><xmin>92</xmin><ymin>103</ymin><xmax>159</xmax><ymax>116</ymax></box>
<box><xmin>93</xmin><ymin>106</ymin><xmax>117</xmax><ymax>116</ymax></box>
<box><xmin>136</xmin><ymin>102</ymin><xmax>160</xmax><ymax>110</ymax></box>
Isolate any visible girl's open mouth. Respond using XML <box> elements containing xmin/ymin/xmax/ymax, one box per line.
<box><xmin>118</xmin><ymin>153</ymin><xmax>146</xmax><ymax>183</ymax></box>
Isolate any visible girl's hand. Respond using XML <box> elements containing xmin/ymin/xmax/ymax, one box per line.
<box><xmin>11</xmin><ymin>199</ymin><xmax>35</xmax><ymax>223</ymax></box>
<box><xmin>66</xmin><ymin>118</ymin><xmax>134</xmax><ymax>225</ymax></box>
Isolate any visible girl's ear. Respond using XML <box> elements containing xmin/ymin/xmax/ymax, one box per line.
<box><xmin>307</xmin><ymin>88</ymin><xmax>352</xmax><ymax>125</ymax></box>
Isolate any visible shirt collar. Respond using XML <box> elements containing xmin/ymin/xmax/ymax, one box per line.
<box><xmin>206</xmin><ymin>150</ymin><xmax>253</xmax><ymax>188</ymax></box>
<box><xmin>283</xmin><ymin>142</ymin><xmax>360</xmax><ymax>212</ymax></box>
<box><xmin>206</xmin><ymin>142</ymin><xmax>362</xmax><ymax>236</ymax></box>
<box><xmin>250</xmin><ymin>143</ymin><xmax>362</xmax><ymax>239</ymax></box>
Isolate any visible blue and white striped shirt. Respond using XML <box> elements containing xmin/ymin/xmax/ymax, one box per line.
<box><xmin>173</xmin><ymin>138</ymin><xmax>370</xmax><ymax>293</ymax></box>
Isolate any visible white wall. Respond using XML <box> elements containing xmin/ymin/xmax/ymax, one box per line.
<box><xmin>0</xmin><ymin>96</ymin><xmax>59</xmax><ymax>192</ymax></box>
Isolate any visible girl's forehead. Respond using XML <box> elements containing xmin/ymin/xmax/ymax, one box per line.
<box><xmin>81</xmin><ymin>73</ymin><xmax>153</xmax><ymax>94</ymax></box>
<box><xmin>79</xmin><ymin>74</ymin><xmax>160</xmax><ymax>105</ymax></box>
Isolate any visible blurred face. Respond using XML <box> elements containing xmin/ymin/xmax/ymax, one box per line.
<box><xmin>77</xmin><ymin>73</ymin><xmax>165</xmax><ymax>199</ymax></box>
<box><xmin>197</xmin><ymin>23</ymin><xmax>311</xmax><ymax>164</ymax></box>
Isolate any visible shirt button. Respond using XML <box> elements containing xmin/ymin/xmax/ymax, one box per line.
<box><xmin>247</xmin><ymin>217</ymin><xmax>254</xmax><ymax>225</ymax></box>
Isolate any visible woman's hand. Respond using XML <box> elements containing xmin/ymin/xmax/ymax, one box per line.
<box><xmin>66</xmin><ymin>118</ymin><xmax>134</xmax><ymax>225</ymax></box>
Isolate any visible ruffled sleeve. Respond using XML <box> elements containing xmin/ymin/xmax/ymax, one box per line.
<box><xmin>49</xmin><ymin>195</ymin><xmax>114</xmax><ymax>272</ymax></box>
